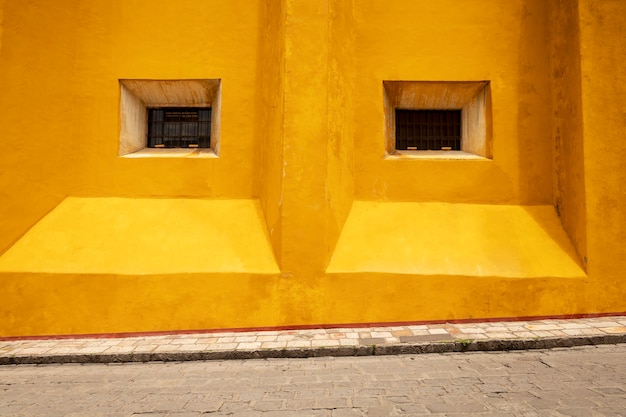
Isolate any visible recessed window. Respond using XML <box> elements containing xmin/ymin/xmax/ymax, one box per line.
<box><xmin>383</xmin><ymin>81</ymin><xmax>492</xmax><ymax>158</ymax></box>
<box><xmin>119</xmin><ymin>79</ymin><xmax>221</xmax><ymax>157</ymax></box>
<box><xmin>148</xmin><ymin>108</ymin><xmax>211</xmax><ymax>148</ymax></box>
<box><xmin>395</xmin><ymin>109</ymin><xmax>461</xmax><ymax>151</ymax></box>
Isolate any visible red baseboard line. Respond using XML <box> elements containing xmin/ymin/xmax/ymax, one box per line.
<box><xmin>2</xmin><ymin>311</ymin><xmax>625</xmax><ymax>342</ymax></box>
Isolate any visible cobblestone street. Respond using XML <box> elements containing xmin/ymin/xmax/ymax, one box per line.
<box><xmin>1</xmin><ymin>344</ymin><xmax>625</xmax><ymax>416</ymax></box>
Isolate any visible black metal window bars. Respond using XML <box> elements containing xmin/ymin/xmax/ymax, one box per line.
<box><xmin>147</xmin><ymin>108</ymin><xmax>211</xmax><ymax>148</ymax></box>
<box><xmin>395</xmin><ymin>109</ymin><xmax>461</xmax><ymax>151</ymax></box>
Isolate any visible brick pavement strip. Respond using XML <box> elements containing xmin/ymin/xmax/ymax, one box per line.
<box><xmin>1</xmin><ymin>316</ymin><xmax>626</xmax><ymax>366</ymax></box>
<box><xmin>0</xmin><ymin>344</ymin><xmax>625</xmax><ymax>416</ymax></box>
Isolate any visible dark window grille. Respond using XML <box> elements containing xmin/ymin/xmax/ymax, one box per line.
<box><xmin>395</xmin><ymin>109</ymin><xmax>461</xmax><ymax>151</ymax></box>
<box><xmin>147</xmin><ymin>108</ymin><xmax>211</xmax><ymax>148</ymax></box>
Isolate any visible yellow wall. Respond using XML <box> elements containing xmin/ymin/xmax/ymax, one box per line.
<box><xmin>70</xmin><ymin>0</ymin><xmax>261</xmax><ymax>198</ymax></box>
<box><xmin>326</xmin><ymin>0</ymin><xmax>356</xmax><ymax>264</ymax></box>
<box><xmin>0</xmin><ymin>0</ymin><xmax>624</xmax><ymax>337</ymax></box>
<box><xmin>0</xmin><ymin>0</ymin><xmax>74</xmax><ymax>254</ymax></box>
<box><xmin>258</xmin><ymin>0</ymin><xmax>286</xmax><ymax>264</ymax></box>
<box><xmin>353</xmin><ymin>0</ymin><xmax>553</xmax><ymax>204</ymax></box>
<box><xmin>578</xmin><ymin>0</ymin><xmax>626</xmax><ymax>302</ymax></box>
<box><xmin>549</xmin><ymin>0</ymin><xmax>587</xmax><ymax>266</ymax></box>
<box><xmin>0</xmin><ymin>0</ymin><xmax>4</xmax><ymax>54</ymax></box>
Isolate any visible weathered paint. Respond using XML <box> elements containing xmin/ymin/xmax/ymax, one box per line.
<box><xmin>0</xmin><ymin>0</ymin><xmax>624</xmax><ymax>337</ymax></box>
<box><xmin>550</xmin><ymin>0</ymin><xmax>587</xmax><ymax>266</ymax></box>
<box><xmin>258</xmin><ymin>0</ymin><xmax>287</xmax><ymax>264</ymax></box>
<box><xmin>578</xmin><ymin>0</ymin><xmax>626</xmax><ymax>287</ymax></box>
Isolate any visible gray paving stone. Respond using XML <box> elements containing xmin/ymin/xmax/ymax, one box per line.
<box><xmin>316</xmin><ymin>397</ymin><xmax>350</xmax><ymax>409</ymax></box>
<box><xmin>1</xmin><ymin>345</ymin><xmax>625</xmax><ymax>416</ymax></box>
<box><xmin>296</xmin><ymin>389</ymin><xmax>328</xmax><ymax>399</ymax></box>
<box><xmin>526</xmin><ymin>398</ymin><xmax>560</xmax><ymax>409</ymax></box>
<box><xmin>400</xmin><ymin>334</ymin><xmax>455</xmax><ymax>343</ymax></box>
<box><xmin>364</xmin><ymin>405</ymin><xmax>396</xmax><ymax>417</ymax></box>
<box><xmin>350</xmin><ymin>397</ymin><xmax>380</xmax><ymax>407</ymax></box>
<box><xmin>331</xmin><ymin>409</ymin><xmax>363</xmax><ymax>417</ymax></box>
<box><xmin>592</xmin><ymin>387</ymin><xmax>625</xmax><ymax>395</ymax></box>
<box><xmin>285</xmin><ymin>398</ymin><xmax>317</xmax><ymax>410</ymax></box>
<box><xmin>358</xmin><ymin>338</ymin><xmax>386</xmax><ymax>346</ymax></box>
<box><xmin>558</xmin><ymin>397</ymin><xmax>600</xmax><ymax>408</ymax></box>
<box><xmin>263</xmin><ymin>390</ymin><xmax>296</xmax><ymax>400</ymax></box>
<box><xmin>382</xmin><ymin>395</ymin><xmax>411</xmax><ymax>403</ymax></box>
<box><xmin>554</xmin><ymin>408</ymin><xmax>595</xmax><ymax>417</ymax></box>
<box><xmin>395</xmin><ymin>403</ymin><xmax>430</xmax><ymax>414</ymax></box>
<box><xmin>425</xmin><ymin>401</ymin><xmax>487</xmax><ymax>413</ymax></box>
<box><xmin>252</xmin><ymin>400</ymin><xmax>285</xmax><ymax>411</ymax></box>
<box><xmin>593</xmin><ymin>407</ymin><xmax>626</xmax><ymax>417</ymax></box>
<box><xmin>356</xmin><ymin>388</ymin><xmax>386</xmax><ymax>396</ymax></box>
<box><xmin>184</xmin><ymin>400</ymin><xmax>222</xmax><ymax>412</ymax></box>
<box><xmin>264</xmin><ymin>411</ymin><xmax>328</xmax><ymax>417</ymax></box>
<box><xmin>219</xmin><ymin>400</ymin><xmax>253</xmax><ymax>412</ymax></box>
<box><xmin>237</xmin><ymin>391</ymin><xmax>266</xmax><ymax>400</ymax></box>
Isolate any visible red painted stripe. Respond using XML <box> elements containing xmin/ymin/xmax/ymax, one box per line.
<box><xmin>1</xmin><ymin>311</ymin><xmax>625</xmax><ymax>342</ymax></box>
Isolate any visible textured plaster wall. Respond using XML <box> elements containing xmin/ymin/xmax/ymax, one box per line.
<box><xmin>70</xmin><ymin>0</ymin><xmax>261</xmax><ymax>198</ymax></box>
<box><xmin>0</xmin><ymin>0</ymin><xmax>75</xmax><ymax>254</ymax></box>
<box><xmin>259</xmin><ymin>0</ymin><xmax>355</xmax><ymax>273</ymax></box>
<box><xmin>258</xmin><ymin>0</ymin><xmax>286</xmax><ymax>264</ymax></box>
<box><xmin>325</xmin><ymin>0</ymin><xmax>356</xmax><ymax>265</ymax></box>
<box><xmin>278</xmin><ymin>0</ymin><xmax>330</xmax><ymax>276</ymax></box>
<box><xmin>578</xmin><ymin>0</ymin><xmax>626</xmax><ymax>298</ymax></box>
<box><xmin>0</xmin><ymin>0</ymin><xmax>624</xmax><ymax>337</ymax></box>
<box><xmin>0</xmin><ymin>0</ymin><xmax>4</xmax><ymax>54</ymax></box>
<box><xmin>549</xmin><ymin>0</ymin><xmax>587</xmax><ymax>267</ymax></box>
<box><xmin>352</xmin><ymin>0</ymin><xmax>553</xmax><ymax>204</ymax></box>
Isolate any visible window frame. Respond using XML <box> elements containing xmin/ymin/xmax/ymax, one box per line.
<box><xmin>119</xmin><ymin>79</ymin><xmax>221</xmax><ymax>158</ymax></box>
<box><xmin>395</xmin><ymin>109</ymin><xmax>462</xmax><ymax>151</ymax></box>
<box><xmin>147</xmin><ymin>107</ymin><xmax>212</xmax><ymax>149</ymax></box>
<box><xmin>383</xmin><ymin>81</ymin><xmax>492</xmax><ymax>159</ymax></box>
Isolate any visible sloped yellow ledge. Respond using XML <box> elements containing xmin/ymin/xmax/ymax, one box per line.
<box><xmin>327</xmin><ymin>202</ymin><xmax>585</xmax><ymax>278</ymax></box>
<box><xmin>0</xmin><ymin>197</ymin><xmax>279</xmax><ymax>275</ymax></box>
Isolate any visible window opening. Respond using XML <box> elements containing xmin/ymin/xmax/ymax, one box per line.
<box><xmin>395</xmin><ymin>109</ymin><xmax>461</xmax><ymax>151</ymax></box>
<box><xmin>147</xmin><ymin>108</ymin><xmax>211</xmax><ymax>148</ymax></box>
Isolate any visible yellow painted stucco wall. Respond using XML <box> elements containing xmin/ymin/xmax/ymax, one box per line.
<box><xmin>0</xmin><ymin>0</ymin><xmax>73</xmax><ymax>256</ymax></box>
<box><xmin>577</xmin><ymin>0</ymin><xmax>626</xmax><ymax>305</ymax></box>
<box><xmin>353</xmin><ymin>0</ymin><xmax>553</xmax><ymax>205</ymax></box>
<box><xmin>0</xmin><ymin>0</ymin><xmax>624</xmax><ymax>337</ymax></box>
<box><xmin>550</xmin><ymin>0</ymin><xmax>587</xmax><ymax>267</ymax></box>
<box><xmin>70</xmin><ymin>0</ymin><xmax>261</xmax><ymax>198</ymax></box>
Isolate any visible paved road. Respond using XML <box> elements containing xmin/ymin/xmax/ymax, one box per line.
<box><xmin>1</xmin><ymin>345</ymin><xmax>625</xmax><ymax>417</ymax></box>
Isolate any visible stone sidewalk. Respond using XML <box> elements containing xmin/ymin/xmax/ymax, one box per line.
<box><xmin>1</xmin><ymin>316</ymin><xmax>625</xmax><ymax>365</ymax></box>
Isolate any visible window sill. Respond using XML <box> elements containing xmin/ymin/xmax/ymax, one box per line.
<box><xmin>385</xmin><ymin>150</ymin><xmax>489</xmax><ymax>160</ymax></box>
<box><xmin>120</xmin><ymin>148</ymin><xmax>218</xmax><ymax>159</ymax></box>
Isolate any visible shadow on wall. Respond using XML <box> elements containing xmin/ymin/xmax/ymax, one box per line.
<box><xmin>548</xmin><ymin>0</ymin><xmax>587</xmax><ymax>269</ymax></box>
<box><xmin>0</xmin><ymin>173</ymin><xmax>65</xmax><ymax>256</ymax></box>
<box><xmin>522</xmin><ymin>205</ymin><xmax>584</xmax><ymax>270</ymax></box>
<box><xmin>516</xmin><ymin>0</ymin><xmax>553</xmax><ymax>206</ymax></box>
